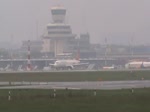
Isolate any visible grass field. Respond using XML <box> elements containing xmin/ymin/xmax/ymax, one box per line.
<box><xmin>0</xmin><ymin>88</ymin><xmax>150</xmax><ymax>112</ymax></box>
<box><xmin>0</xmin><ymin>70</ymin><xmax>150</xmax><ymax>82</ymax></box>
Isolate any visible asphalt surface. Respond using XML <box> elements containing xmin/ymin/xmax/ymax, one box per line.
<box><xmin>0</xmin><ymin>80</ymin><xmax>149</xmax><ymax>90</ymax></box>
<box><xmin>0</xmin><ymin>69</ymin><xmax>150</xmax><ymax>73</ymax></box>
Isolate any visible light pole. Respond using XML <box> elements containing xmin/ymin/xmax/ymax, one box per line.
<box><xmin>104</xmin><ymin>37</ymin><xmax>108</xmax><ymax>66</ymax></box>
<box><xmin>45</xmin><ymin>53</ymin><xmax>48</xmax><ymax>67</ymax></box>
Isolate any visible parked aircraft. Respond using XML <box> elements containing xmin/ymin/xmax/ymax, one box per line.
<box><xmin>125</xmin><ymin>61</ymin><xmax>150</xmax><ymax>69</ymax></box>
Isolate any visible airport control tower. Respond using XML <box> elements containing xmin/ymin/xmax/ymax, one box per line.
<box><xmin>42</xmin><ymin>6</ymin><xmax>76</xmax><ymax>57</ymax></box>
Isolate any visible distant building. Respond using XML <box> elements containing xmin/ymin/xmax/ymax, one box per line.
<box><xmin>42</xmin><ymin>6</ymin><xmax>76</xmax><ymax>57</ymax></box>
<box><xmin>79</xmin><ymin>33</ymin><xmax>90</xmax><ymax>51</ymax></box>
<box><xmin>20</xmin><ymin>40</ymin><xmax>44</xmax><ymax>58</ymax></box>
<box><xmin>21</xmin><ymin>40</ymin><xmax>43</xmax><ymax>52</ymax></box>
<box><xmin>41</xmin><ymin>6</ymin><xmax>96</xmax><ymax>58</ymax></box>
<box><xmin>77</xmin><ymin>33</ymin><xmax>96</xmax><ymax>58</ymax></box>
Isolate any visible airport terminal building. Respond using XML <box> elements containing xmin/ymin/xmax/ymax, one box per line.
<box><xmin>42</xmin><ymin>6</ymin><xmax>96</xmax><ymax>58</ymax></box>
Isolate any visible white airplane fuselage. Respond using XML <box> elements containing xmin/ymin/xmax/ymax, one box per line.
<box><xmin>50</xmin><ymin>59</ymin><xmax>87</xmax><ymax>70</ymax></box>
<box><xmin>125</xmin><ymin>61</ymin><xmax>150</xmax><ymax>69</ymax></box>
<box><xmin>54</xmin><ymin>60</ymin><xmax>79</xmax><ymax>67</ymax></box>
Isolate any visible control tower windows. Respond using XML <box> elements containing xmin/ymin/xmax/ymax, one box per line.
<box><xmin>47</xmin><ymin>26</ymin><xmax>70</xmax><ymax>29</ymax></box>
<box><xmin>51</xmin><ymin>9</ymin><xmax>66</xmax><ymax>15</ymax></box>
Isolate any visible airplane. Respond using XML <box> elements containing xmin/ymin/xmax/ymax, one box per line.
<box><xmin>50</xmin><ymin>51</ymin><xmax>89</xmax><ymax>70</ymax></box>
<box><xmin>125</xmin><ymin>61</ymin><xmax>150</xmax><ymax>69</ymax></box>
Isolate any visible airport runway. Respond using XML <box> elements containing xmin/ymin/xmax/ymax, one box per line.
<box><xmin>0</xmin><ymin>69</ymin><xmax>150</xmax><ymax>73</ymax></box>
<box><xmin>0</xmin><ymin>80</ymin><xmax>150</xmax><ymax>90</ymax></box>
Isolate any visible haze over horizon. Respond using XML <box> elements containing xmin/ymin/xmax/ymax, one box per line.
<box><xmin>0</xmin><ymin>0</ymin><xmax>150</xmax><ymax>46</ymax></box>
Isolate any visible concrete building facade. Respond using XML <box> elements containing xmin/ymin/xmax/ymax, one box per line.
<box><xmin>42</xmin><ymin>6</ymin><xmax>76</xmax><ymax>57</ymax></box>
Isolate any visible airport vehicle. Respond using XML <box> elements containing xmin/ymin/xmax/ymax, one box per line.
<box><xmin>103</xmin><ymin>65</ymin><xmax>115</xmax><ymax>70</ymax></box>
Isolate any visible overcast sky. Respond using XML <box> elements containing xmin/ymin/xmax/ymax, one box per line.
<box><xmin>0</xmin><ymin>0</ymin><xmax>150</xmax><ymax>45</ymax></box>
